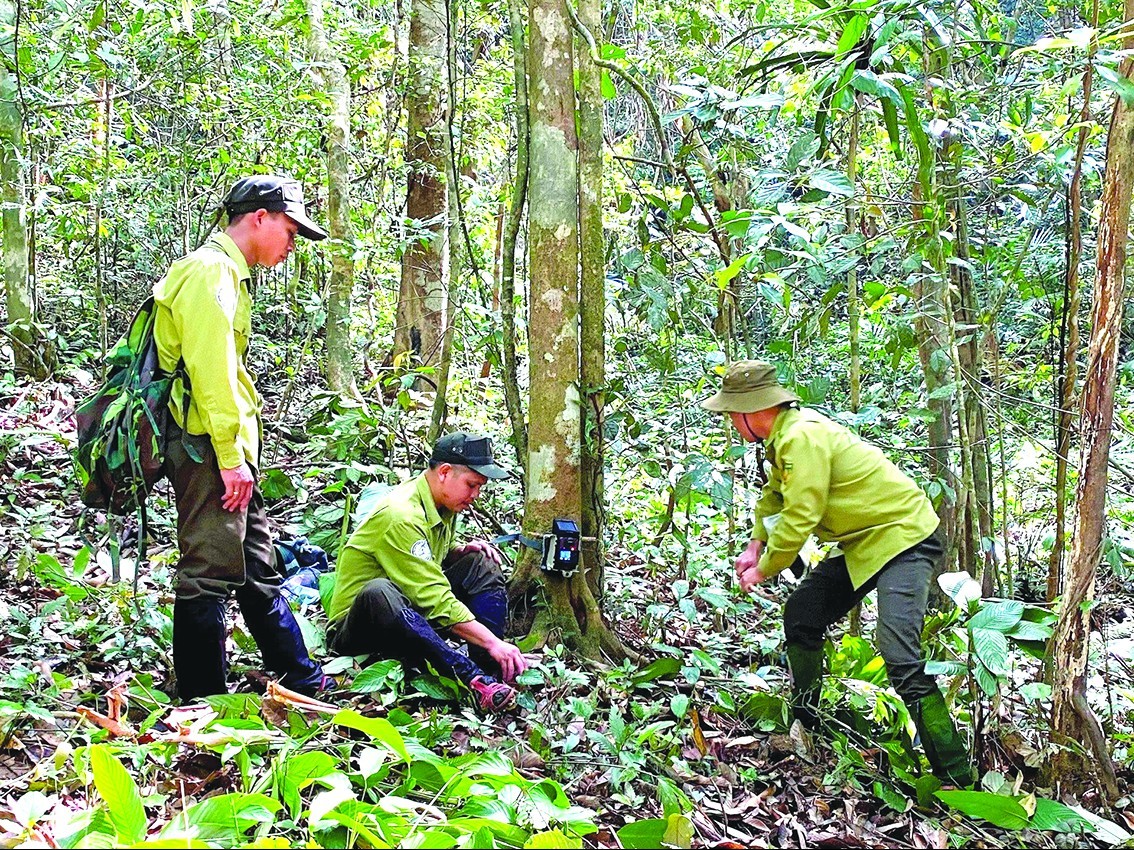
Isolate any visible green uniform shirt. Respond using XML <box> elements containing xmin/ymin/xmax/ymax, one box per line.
<box><xmin>328</xmin><ymin>472</ymin><xmax>474</xmax><ymax>628</ymax></box>
<box><xmin>753</xmin><ymin>407</ymin><xmax>939</xmax><ymax>589</ymax></box>
<box><xmin>153</xmin><ymin>233</ymin><xmax>262</xmax><ymax>470</ymax></box>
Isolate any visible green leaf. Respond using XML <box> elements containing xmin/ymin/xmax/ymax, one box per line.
<box><xmin>936</xmin><ymin>790</ymin><xmax>1030</xmax><ymax>829</ymax></box>
<box><xmin>1095</xmin><ymin>64</ymin><xmax>1134</xmax><ymax>106</ymax></box>
<box><xmin>924</xmin><ymin>660</ymin><xmax>966</xmax><ymax>676</ymax></box>
<box><xmin>349</xmin><ymin>659</ymin><xmax>404</xmax><ymax>694</ymax></box>
<box><xmin>90</xmin><ymin>745</ymin><xmax>147</xmax><ymax>844</ymax></box>
<box><xmin>163</xmin><ymin>793</ymin><xmax>280</xmax><ymax>842</ymax></box>
<box><xmin>617</xmin><ymin>818</ymin><xmax>669</xmax><ymax>849</ymax></box>
<box><xmin>968</xmin><ymin>600</ymin><xmax>1024</xmax><ymax>632</ymax></box>
<box><xmin>333</xmin><ymin>710</ymin><xmax>411</xmax><ymax>762</ymax></box>
<box><xmin>630</xmin><ymin>657</ymin><xmax>681</xmax><ymax>687</ymax></box>
<box><xmin>835</xmin><ymin>15</ymin><xmax>869</xmax><ymax>58</ymax></box>
<box><xmin>662</xmin><ymin>813</ymin><xmax>694</xmax><ymax>848</ymax></box>
<box><xmin>670</xmin><ymin>693</ymin><xmax>690</xmax><ymax>718</ymax></box>
<box><xmin>971</xmin><ymin>627</ymin><xmax>1010</xmax><ymax>676</ymax></box>
<box><xmin>1005</xmin><ymin>620</ymin><xmax>1052</xmax><ymax>641</ymax></box>
<box><xmin>274</xmin><ymin>751</ymin><xmax>338</xmax><ymax>819</ymax></box>
<box><xmin>525</xmin><ymin>828</ymin><xmax>582</xmax><ymax>848</ymax></box>
<box><xmin>808</xmin><ymin>169</ymin><xmax>854</xmax><ymax>197</ymax></box>
<box><xmin>601</xmin><ymin>70</ymin><xmax>617</xmax><ymax>99</ymax></box>
<box><xmin>881</xmin><ymin>97</ymin><xmax>902</xmax><ymax>158</ymax></box>
<box><xmin>850</xmin><ymin>69</ymin><xmax>901</xmax><ymax>103</ymax></box>
<box><xmin>1030</xmin><ymin>798</ymin><xmax>1096</xmax><ymax>833</ymax></box>
<box><xmin>873</xmin><ymin>780</ymin><xmax>911</xmax><ymax>813</ymax></box>
<box><xmin>784</xmin><ymin>133</ymin><xmax>820</xmax><ymax>171</ymax></box>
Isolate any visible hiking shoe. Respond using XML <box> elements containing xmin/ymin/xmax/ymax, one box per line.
<box><xmin>469</xmin><ymin>676</ymin><xmax>517</xmax><ymax>713</ymax></box>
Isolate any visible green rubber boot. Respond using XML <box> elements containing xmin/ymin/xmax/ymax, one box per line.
<box><xmin>786</xmin><ymin>644</ymin><xmax>824</xmax><ymax>730</ymax></box>
<box><xmin>909</xmin><ymin>690</ymin><xmax>974</xmax><ymax>787</ymax></box>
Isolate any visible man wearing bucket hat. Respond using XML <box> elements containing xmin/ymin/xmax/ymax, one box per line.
<box><xmin>702</xmin><ymin>361</ymin><xmax>973</xmax><ymax>787</ymax></box>
<box><xmin>154</xmin><ymin>174</ymin><xmax>328</xmax><ymax>702</ymax></box>
<box><xmin>327</xmin><ymin>432</ymin><xmax>527</xmax><ymax>712</ymax></box>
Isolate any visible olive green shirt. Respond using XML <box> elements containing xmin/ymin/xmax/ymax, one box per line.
<box><xmin>328</xmin><ymin>473</ymin><xmax>474</xmax><ymax>628</ymax></box>
<box><xmin>753</xmin><ymin>407</ymin><xmax>939</xmax><ymax>589</ymax></box>
<box><xmin>153</xmin><ymin>233</ymin><xmax>262</xmax><ymax>470</ymax></box>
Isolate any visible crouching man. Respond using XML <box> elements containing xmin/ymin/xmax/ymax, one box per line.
<box><xmin>327</xmin><ymin>432</ymin><xmax>527</xmax><ymax>712</ymax></box>
<box><xmin>702</xmin><ymin>360</ymin><xmax>973</xmax><ymax>787</ymax></box>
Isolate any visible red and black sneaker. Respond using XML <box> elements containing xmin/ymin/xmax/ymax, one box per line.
<box><xmin>469</xmin><ymin>676</ymin><xmax>518</xmax><ymax>713</ymax></box>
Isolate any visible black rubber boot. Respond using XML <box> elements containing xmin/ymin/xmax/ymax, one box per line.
<box><xmin>173</xmin><ymin>597</ymin><xmax>228</xmax><ymax>701</ymax></box>
<box><xmin>908</xmin><ymin>690</ymin><xmax>974</xmax><ymax>787</ymax></box>
<box><xmin>786</xmin><ymin>644</ymin><xmax>824</xmax><ymax>729</ymax></box>
<box><xmin>236</xmin><ymin>588</ymin><xmax>324</xmax><ymax>696</ymax></box>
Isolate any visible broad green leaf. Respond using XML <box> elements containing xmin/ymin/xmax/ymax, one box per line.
<box><xmin>936</xmin><ymin>790</ymin><xmax>1030</xmax><ymax>829</ymax></box>
<box><xmin>850</xmin><ymin>70</ymin><xmax>901</xmax><ymax>103</ymax></box>
<box><xmin>333</xmin><ymin>710</ymin><xmax>411</xmax><ymax>762</ymax></box>
<box><xmin>784</xmin><ymin>133</ymin><xmax>820</xmax><ymax>171</ymax></box>
<box><xmin>616</xmin><ymin>818</ymin><xmax>669</xmax><ymax>849</ymax></box>
<box><xmin>808</xmin><ymin>169</ymin><xmax>854</xmax><ymax>197</ymax></box>
<box><xmin>835</xmin><ymin>15</ymin><xmax>869</xmax><ymax>58</ymax></box>
<box><xmin>880</xmin><ymin>97</ymin><xmax>902</xmax><ymax>158</ymax></box>
<box><xmin>90</xmin><ymin>745</ymin><xmax>147</xmax><ymax>844</ymax></box>
<box><xmin>630</xmin><ymin>657</ymin><xmax>681</xmax><ymax>686</ymax></box>
<box><xmin>924</xmin><ymin>660</ymin><xmax>966</xmax><ymax>676</ymax></box>
<box><xmin>969</xmin><ymin>600</ymin><xmax>1024</xmax><ymax>632</ymax></box>
<box><xmin>350</xmin><ymin>659</ymin><xmax>404</xmax><ymax>694</ymax></box>
<box><xmin>937</xmin><ymin>571</ymin><xmax>981</xmax><ymax>610</ymax></box>
<box><xmin>1095</xmin><ymin>64</ymin><xmax>1134</xmax><ymax>107</ymax></box>
<box><xmin>1005</xmin><ymin>620</ymin><xmax>1052</xmax><ymax>641</ymax></box>
<box><xmin>670</xmin><ymin>693</ymin><xmax>690</xmax><ymax>718</ymax></box>
<box><xmin>1030</xmin><ymin>798</ymin><xmax>1096</xmax><ymax>833</ymax></box>
<box><xmin>972</xmin><ymin>627</ymin><xmax>1010</xmax><ymax>676</ymax></box>
<box><xmin>662</xmin><ymin>813</ymin><xmax>694</xmax><ymax>848</ymax></box>
<box><xmin>973</xmin><ymin>660</ymin><xmax>1000</xmax><ymax>696</ymax></box>
<box><xmin>163</xmin><ymin>793</ymin><xmax>280</xmax><ymax>842</ymax></box>
<box><xmin>873</xmin><ymin>780</ymin><xmax>911</xmax><ymax>813</ymax></box>
<box><xmin>274</xmin><ymin>751</ymin><xmax>339</xmax><ymax>819</ymax></box>
<box><xmin>525</xmin><ymin>828</ymin><xmax>581</xmax><ymax>848</ymax></box>
<box><xmin>601</xmin><ymin>71</ymin><xmax>617</xmax><ymax>99</ymax></box>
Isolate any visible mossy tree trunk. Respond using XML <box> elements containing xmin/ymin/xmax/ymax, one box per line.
<box><xmin>508</xmin><ymin>0</ymin><xmax>625</xmax><ymax>662</ymax></box>
<box><xmin>306</xmin><ymin>0</ymin><xmax>355</xmax><ymax>395</ymax></box>
<box><xmin>394</xmin><ymin>0</ymin><xmax>449</xmax><ymax>374</ymax></box>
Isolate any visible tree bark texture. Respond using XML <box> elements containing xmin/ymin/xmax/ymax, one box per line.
<box><xmin>510</xmin><ymin>0</ymin><xmax>624</xmax><ymax>661</ymax></box>
<box><xmin>306</xmin><ymin>0</ymin><xmax>355</xmax><ymax>394</ymax></box>
<box><xmin>394</xmin><ymin>0</ymin><xmax>449</xmax><ymax>371</ymax></box>
<box><xmin>1048</xmin><ymin>14</ymin><xmax>1132</xmax><ymax>798</ymax></box>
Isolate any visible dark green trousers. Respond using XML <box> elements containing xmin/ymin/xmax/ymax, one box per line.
<box><xmin>783</xmin><ymin>532</ymin><xmax>944</xmax><ymax>702</ymax></box>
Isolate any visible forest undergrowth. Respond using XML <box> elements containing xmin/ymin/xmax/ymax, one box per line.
<box><xmin>2</xmin><ymin>372</ymin><xmax>1134</xmax><ymax>848</ymax></box>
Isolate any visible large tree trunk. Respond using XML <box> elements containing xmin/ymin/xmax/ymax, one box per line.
<box><xmin>394</xmin><ymin>0</ymin><xmax>449</xmax><ymax>373</ymax></box>
<box><xmin>306</xmin><ymin>0</ymin><xmax>355</xmax><ymax>394</ymax></box>
<box><xmin>577</xmin><ymin>0</ymin><xmax>605</xmax><ymax>602</ymax></box>
<box><xmin>1</xmin><ymin>0</ymin><xmax>52</xmax><ymax>379</ymax></box>
<box><xmin>509</xmin><ymin>0</ymin><xmax>625</xmax><ymax>662</ymax></box>
<box><xmin>1047</xmin><ymin>7</ymin><xmax>1131</xmax><ymax>799</ymax></box>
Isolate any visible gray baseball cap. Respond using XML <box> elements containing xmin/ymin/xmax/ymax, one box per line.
<box><xmin>223</xmin><ymin>175</ymin><xmax>328</xmax><ymax>241</ymax></box>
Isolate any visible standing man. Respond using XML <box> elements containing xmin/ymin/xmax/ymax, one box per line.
<box><xmin>155</xmin><ymin>175</ymin><xmax>328</xmax><ymax>701</ymax></box>
<box><xmin>702</xmin><ymin>360</ymin><xmax>973</xmax><ymax>787</ymax></box>
<box><xmin>328</xmin><ymin>432</ymin><xmax>527</xmax><ymax>713</ymax></box>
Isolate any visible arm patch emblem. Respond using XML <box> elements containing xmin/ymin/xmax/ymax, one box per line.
<box><xmin>410</xmin><ymin>539</ymin><xmax>432</xmax><ymax>561</ymax></box>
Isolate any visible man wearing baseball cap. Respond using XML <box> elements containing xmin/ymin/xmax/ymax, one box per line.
<box><xmin>154</xmin><ymin>174</ymin><xmax>328</xmax><ymax>702</ymax></box>
<box><xmin>702</xmin><ymin>361</ymin><xmax>973</xmax><ymax>787</ymax></box>
<box><xmin>327</xmin><ymin>432</ymin><xmax>527</xmax><ymax>712</ymax></box>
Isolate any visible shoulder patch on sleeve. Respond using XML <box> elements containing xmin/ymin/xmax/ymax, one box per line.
<box><xmin>215</xmin><ymin>282</ymin><xmax>237</xmax><ymax>315</ymax></box>
<box><xmin>410</xmin><ymin>539</ymin><xmax>432</xmax><ymax>561</ymax></box>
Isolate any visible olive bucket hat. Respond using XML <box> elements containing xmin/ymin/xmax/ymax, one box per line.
<box><xmin>700</xmin><ymin>360</ymin><xmax>800</xmax><ymax>413</ymax></box>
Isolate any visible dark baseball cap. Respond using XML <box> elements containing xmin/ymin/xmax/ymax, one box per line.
<box><xmin>430</xmin><ymin>431</ymin><xmax>509</xmax><ymax>479</ymax></box>
<box><xmin>223</xmin><ymin>175</ymin><xmax>328</xmax><ymax>241</ymax></box>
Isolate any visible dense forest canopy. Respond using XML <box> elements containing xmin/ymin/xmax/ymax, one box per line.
<box><xmin>4</xmin><ymin>0</ymin><xmax>1134</xmax><ymax>844</ymax></box>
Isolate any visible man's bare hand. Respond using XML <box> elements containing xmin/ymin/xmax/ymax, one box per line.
<box><xmin>734</xmin><ymin>539</ymin><xmax>765</xmax><ymax>578</ymax></box>
<box><xmin>451</xmin><ymin>540</ymin><xmax>505</xmax><ymax>566</ymax></box>
<box><xmin>220</xmin><ymin>464</ymin><xmax>255</xmax><ymax>513</ymax></box>
<box><xmin>488</xmin><ymin>638</ymin><xmax>527</xmax><ymax>683</ymax></box>
<box><xmin>738</xmin><ymin>565</ymin><xmax>768</xmax><ymax>593</ymax></box>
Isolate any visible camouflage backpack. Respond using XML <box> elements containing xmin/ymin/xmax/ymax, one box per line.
<box><xmin>75</xmin><ymin>297</ymin><xmax>196</xmax><ymax>518</ymax></box>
